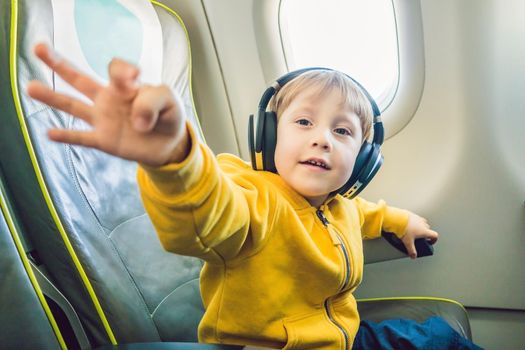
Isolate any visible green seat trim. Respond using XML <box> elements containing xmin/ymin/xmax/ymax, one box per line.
<box><xmin>357</xmin><ymin>296</ymin><xmax>468</xmax><ymax>312</ymax></box>
<box><xmin>0</xmin><ymin>177</ymin><xmax>67</xmax><ymax>349</ymax></box>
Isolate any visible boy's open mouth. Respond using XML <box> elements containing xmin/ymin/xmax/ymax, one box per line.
<box><xmin>299</xmin><ymin>158</ymin><xmax>331</xmax><ymax>170</ymax></box>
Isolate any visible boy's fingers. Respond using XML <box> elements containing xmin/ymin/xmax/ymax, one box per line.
<box><xmin>406</xmin><ymin>241</ymin><xmax>417</xmax><ymax>259</ymax></box>
<box><xmin>130</xmin><ymin>85</ymin><xmax>174</xmax><ymax>132</ymax></box>
<box><xmin>34</xmin><ymin>43</ymin><xmax>100</xmax><ymax>100</ymax></box>
<box><xmin>427</xmin><ymin>229</ymin><xmax>439</xmax><ymax>244</ymax></box>
<box><xmin>27</xmin><ymin>81</ymin><xmax>93</xmax><ymax>124</ymax></box>
<box><xmin>48</xmin><ymin>129</ymin><xmax>98</xmax><ymax>149</ymax></box>
<box><xmin>108</xmin><ymin>58</ymin><xmax>140</xmax><ymax>98</ymax></box>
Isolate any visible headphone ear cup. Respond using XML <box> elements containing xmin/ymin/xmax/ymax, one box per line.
<box><xmin>349</xmin><ymin>142</ymin><xmax>373</xmax><ymax>186</ymax></box>
<box><xmin>338</xmin><ymin>142</ymin><xmax>383</xmax><ymax>199</ymax></box>
<box><xmin>356</xmin><ymin>143</ymin><xmax>383</xmax><ymax>192</ymax></box>
<box><xmin>262</xmin><ymin>111</ymin><xmax>278</xmax><ymax>172</ymax></box>
<box><xmin>248</xmin><ymin>114</ymin><xmax>257</xmax><ymax>170</ymax></box>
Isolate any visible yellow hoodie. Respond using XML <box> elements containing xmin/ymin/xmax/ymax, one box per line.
<box><xmin>138</xmin><ymin>125</ymin><xmax>409</xmax><ymax>349</ymax></box>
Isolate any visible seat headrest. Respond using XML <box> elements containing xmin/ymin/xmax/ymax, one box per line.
<box><xmin>44</xmin><ymin>0</ymin><xmax>203</xmax><ymax>140</ymax></box>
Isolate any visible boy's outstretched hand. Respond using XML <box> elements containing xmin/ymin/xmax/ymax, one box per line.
<box><xmin>401</xmin><ymin>213</ymin><xmax>439</xmax><ymax>259</ymax></box>
<box><xmin>26</xmin><ymin>43</ymin><xmax>190</xmax><ymax>167</ymax></box>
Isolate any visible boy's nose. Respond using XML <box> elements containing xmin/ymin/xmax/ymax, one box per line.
<box><xmin>312</xmin><ymin>141</ymin><xmax>331</xmax><ymax>150</ymax></box>
<box><xmin>311</xmin><ymin>131</ymin><xmax>333</xmax><ymax>151</ymax></box>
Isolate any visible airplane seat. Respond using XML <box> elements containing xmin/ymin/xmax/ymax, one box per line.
<box><xmin>0</xmin><ymin>0</ymin><xmax>473</xmax><ymax>349</ymax></box>
<box><xmin>0</xmin><ymin>0</ymin><xmax>238</xmax><ymax>349</ymax></box>
<box><xmin>358</xmin><ymin>245</ymin><xmax>474</xmax><ymax>340</ymax></box>
<box><xmin>0</xmin><ymin>170</ymin><xmax>67</xmax><ymax>349</ymax></box>
<box><xmin>357</xmin><ymin>297</ymin><xmax>472</xmax><ymax>340</ymax></box>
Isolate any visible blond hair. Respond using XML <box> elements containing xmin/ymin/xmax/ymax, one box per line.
<box><xmin>269</xmin><ymin>70</ymin><xmax>373</xmax><ymax>141</ymax></box>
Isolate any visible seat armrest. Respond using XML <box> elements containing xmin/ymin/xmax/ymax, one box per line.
<box><xmin>364</xmin><ymin>237</ymin><xmax>406</xmax><ymax>264</ymax></box>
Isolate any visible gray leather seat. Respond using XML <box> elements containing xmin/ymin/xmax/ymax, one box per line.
<box><xmin>0</xmin><ymin>0</ymin><xmax>473</xmax><ymax>349</ymax></box>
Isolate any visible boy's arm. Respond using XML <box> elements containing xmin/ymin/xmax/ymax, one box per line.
<box><xmin>354</xmin><ymin>197</ymin><xmax>410</xmax><ymax>240</ymax></box>
<box><xmin>355</xmin><ymin>197</ymin><xmax>439</xmax><ymax>259</ymax></box>
<box><xmin>27</xmin><ymin>44</ymin><xmax>267</xmax><ymax>263</ymax></box>
<box><xmin>138</xmin><ymin>123</ymin><xmax>271</xmax><ymax>263</ymax></box>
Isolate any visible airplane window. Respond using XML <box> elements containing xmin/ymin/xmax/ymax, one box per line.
<box><xmin>279</xmin><ymin>0</ymin><xmax>399</xmax><ymax>110</ymax></box>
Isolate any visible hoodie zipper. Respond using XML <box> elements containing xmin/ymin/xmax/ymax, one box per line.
<box><xmin>316</xmin><ymin>209</ymin><xmax>350</xmax><ymax>350</ymax></box>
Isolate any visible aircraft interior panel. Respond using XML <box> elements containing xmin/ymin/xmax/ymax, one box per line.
<box><xmin>0</xmin><ymin>0</ymin><xmax>523</xmax><ymax>349</ymax></box>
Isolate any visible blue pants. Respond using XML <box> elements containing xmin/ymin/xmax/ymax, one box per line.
<box><xmin>352</xmin><ymin>316</ymin><xmax>484</xmax><ymax>350</ymax></box>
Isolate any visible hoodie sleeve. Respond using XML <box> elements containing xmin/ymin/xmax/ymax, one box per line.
<box><xmin>354</xmin><ymin>197</ymin><xmax>410</xmax><ymax>240</ymax></box>
<box><xmin>137</xmin><ymin>122</ymin><xmax>273</xmax><ymax>263</ymax></box>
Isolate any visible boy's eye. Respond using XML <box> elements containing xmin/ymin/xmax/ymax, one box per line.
<box><xmin>296</xmin><ymin>119</ymin><xmax>311</xmax><ymax>126</ymax></box>
<box><xmin>334</xmin><ymin>127</ymin><xmax>352</xmax><ymax>136</ymax></box>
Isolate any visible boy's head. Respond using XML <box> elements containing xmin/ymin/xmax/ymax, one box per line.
<box><xmin>270</xmin><ymin>70</ymin><xmax>375</xmax><ymax>207</ymax></box>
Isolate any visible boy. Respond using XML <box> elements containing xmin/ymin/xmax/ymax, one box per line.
<box><xmin>27</xmin><ymin>44</ymin><xmax>480</xmax><ymax>350</ymax></box>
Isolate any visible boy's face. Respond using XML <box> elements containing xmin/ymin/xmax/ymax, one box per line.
<box><xmin>274</xmin><ymin>87</ymin><xmax>363</xmax><ymax>207</ymax></box>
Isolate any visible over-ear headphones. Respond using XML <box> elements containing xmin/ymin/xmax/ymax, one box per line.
<box><xmin>248</xmin><ymin>67</ymin><xmax>384</xmax><ymax>199</ymax></box>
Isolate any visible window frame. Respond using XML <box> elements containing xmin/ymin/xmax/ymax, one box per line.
<box><xmin>253</xmin><ymin>0</ymin><xmax>425</xmax><ymax>139</ymax></box>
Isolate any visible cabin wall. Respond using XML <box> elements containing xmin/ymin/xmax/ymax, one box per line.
<box><xmin>359</xmin><ymin>0</ymin><xmax>525</xmax><ymax>347</ymax></box>
<box><xmin>357</xmin><ymin>0</ymin><xmax>525</xmax><ymax>312</ymax></box>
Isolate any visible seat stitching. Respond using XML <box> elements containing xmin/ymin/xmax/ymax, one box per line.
<box><xmin>151</xmin><ymin>277</ymin><xmax>200</xmax><ymax>317</ymax></box>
